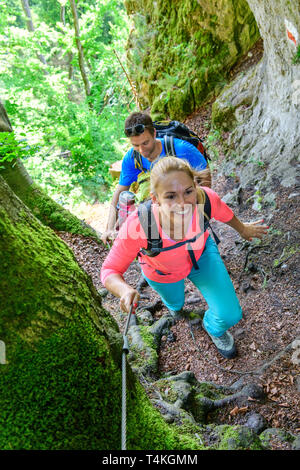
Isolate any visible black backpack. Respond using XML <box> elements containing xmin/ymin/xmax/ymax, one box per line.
<box><xmin>133</xmin><ymin>120</ymin><xmax>210</xmax><ymax>172</ymax></box>
<box><xmin>137</xmin><ymin>190</ymin><xmax>219</xmax><ymax>271</ymax></box>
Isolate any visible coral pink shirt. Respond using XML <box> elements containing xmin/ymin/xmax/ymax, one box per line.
<box><xmin>101</xmin><ymin>187</ymin><xmax>234</xmax><ymax>285</ymax></box>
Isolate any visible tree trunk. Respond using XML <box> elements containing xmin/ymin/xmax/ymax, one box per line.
<box><xmin>0</xmin><ymin>174</ymin><xmax>203</xmax><ymax>450</ymax></box>
<box><xmin>60</xmin><ymin>4</ymin><xmax>66</xmax><ymax>25</ymax></box>
<box><xmin>20</xmin><ymin>0</ymin><xmax>48</xmax><ymax>66</ymax></box>
<box><xmin>69</xmin><ymin>0</ymin><xmax>91</xmax><ymax>99</ymax></box>
<box><xmin>212</xmin><ymin>0</ymin><xmax>300</xmax><ymax>190</ymax></box>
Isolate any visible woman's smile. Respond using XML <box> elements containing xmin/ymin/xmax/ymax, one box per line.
<box><xmin>173</xmin><ymin>205</ymin><xmax>193</xmax><ymax>216</ymax></box>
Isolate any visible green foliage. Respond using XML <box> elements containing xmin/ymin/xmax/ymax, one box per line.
<box><xmin>292</xmin><ymin>45</ymin><xmax>300</xmax><ymax>64</ymax></box>
<box><xmin>0</xmin><ymin>0</ymin><xmax>132</xmax><ymax>206</ymax></box>
<box><xmin>0</xmin><ymin>132</ymin><xmax>38</xmax><ymax>167</ymax></box>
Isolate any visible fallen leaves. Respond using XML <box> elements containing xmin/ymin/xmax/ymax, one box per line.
<box><xmin>57</xmin><ymin>156</ymin><xmax>300</xmax><ymax>445</ymax></box>
<box><xmin>229</xmin><ymin>406</ymin><xmax>248</xmax><ymax>416</ymax></box>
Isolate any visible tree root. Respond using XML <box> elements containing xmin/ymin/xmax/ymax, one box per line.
<box><xmin>189</xmin><ymin>320</ymin><xmax>299</xmax><ymax>378</ymax></box>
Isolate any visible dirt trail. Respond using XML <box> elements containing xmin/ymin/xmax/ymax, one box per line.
<box><xmin>58</xmin><ymin>38</ymin><xmax>299</xmax><ymax>443</ymax></box>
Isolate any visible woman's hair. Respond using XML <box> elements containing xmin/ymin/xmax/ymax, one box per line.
<box><xmin>150</xmin><ymin>156</ymin><xmax>207</xmax><ymax>205</ymax></box>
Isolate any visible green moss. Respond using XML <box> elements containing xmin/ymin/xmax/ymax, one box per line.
<box><xmin>127</xmin><ymin>381</ymin><xmax>205</xmax><ymax>450</ymax></box>
<box><xmin>0</xmin><ymin>207</ymin><xmax>97</xmax><ymax>350</ymax></box>
<box><xmin>213</xmin><ymin>425</ymin><xmax>263</xmax><ymax>450</ymax></box>
<box><xmin>24</xmin><ymin>185</ymin><xmax>97</xmax><ymax>238</ymax></box>
<box><xmin>293</xmin><ymin>45</ymin><xmax>300</xmax><ymax>64</ymax></box>
<box><xmin>195</xmin><ymin>382</ymin><xmax>225</xmax><ymax>401</ymax></box>
<box><xmin>0</xmin><ymin>196</ymin><xmax>205</xmax><ymax>450</ymax></box>
<box><xmin>128</xmin><ymin>325</ymin><xmax>159</xmax><ymax>376</ymax></box>
<box><xmin>211</xmin><ymin>100</ymin><xmax>237</xmax><ymax>131</ymax></box>
<box><xmin>0</xmin><ymin>319</ymin><xmax>121</xmax><ymax>450</ymax></box>
<box><xmin>125</xmin><ymin>0</ymin><xmax>260</xmax><ymax>119</ymax></box>
<box><xmin>153</xmin><ymin>379</ymin><xmax>179</xmax><ymax>404</ymax></box>
<box><xmin>0</xmin><ymin>317</ymin><xmax>204</xmax><ymax>450</ymax></box>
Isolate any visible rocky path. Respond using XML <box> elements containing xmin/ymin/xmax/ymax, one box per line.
<box><xmin>57</xmin><ymin>40</ymin><xmax>299</xmax><ymax>446</ymax></box>
<box><xmin>58</xmin><ymin>164</ymin><xmax>300</xmax><ymax>448</ymax></box>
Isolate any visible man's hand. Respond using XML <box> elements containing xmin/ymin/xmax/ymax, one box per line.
<box><xmin>101</xmin><ymin>184</ymin><xmax>130</xmax><ymax>246</ymax></box>
<box><xmin>101</xmin><ymin>229</ymin><xmax>118</xmax><ymax>246</ymax></box>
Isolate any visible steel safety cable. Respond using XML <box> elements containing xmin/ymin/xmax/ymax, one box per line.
<box><xmin>121</xmin><ymin>303</ymin><xmax>136</xmax><ymax>450</ymax></box>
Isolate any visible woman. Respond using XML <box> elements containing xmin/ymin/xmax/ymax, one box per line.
<box><xmin>101</xmin><ymin>157</ymin><xmax>269</xmax><ymax>359</ymax></box>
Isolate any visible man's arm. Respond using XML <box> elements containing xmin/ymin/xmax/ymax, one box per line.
<box><xmin>101</xmin><ymin>183</ymin><xmax>129</xmax><ymax>244</ymax></box>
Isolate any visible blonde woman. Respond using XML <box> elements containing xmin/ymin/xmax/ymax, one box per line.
<box><xmin>101</xmin><ymin>157</ymin><xmax>269</xmax><ymax>359</ymax></box>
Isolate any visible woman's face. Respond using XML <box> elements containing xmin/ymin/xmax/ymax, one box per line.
<box><xmin>152</xmin><ymin>170</ymin><xmax>197</xmax><ymax>227</ymax></box>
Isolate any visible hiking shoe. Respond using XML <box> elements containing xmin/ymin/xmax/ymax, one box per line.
<box><xmin>167</xmin><ymin>309</ymin><xmax>182</xmax><ymax>321</ymax></box>
<box><xmin>202</xmin><ymin>322</ymin><xmax>237</xmax><ymax>359</ymax></box>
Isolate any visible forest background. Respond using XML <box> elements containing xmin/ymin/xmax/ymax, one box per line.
<box><xmin>0</xmin><ymin>0</ymin><xmax>132</xmax><ymax>213</ymax></box>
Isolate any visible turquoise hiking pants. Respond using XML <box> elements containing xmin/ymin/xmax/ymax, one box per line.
<box><xmin>143</xmin><ymin>236</ymin><xmax>242</xmax><ymax>337</ymax></box>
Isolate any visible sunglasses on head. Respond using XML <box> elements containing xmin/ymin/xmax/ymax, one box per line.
<box><xmin>124</xmin><ymin>123</ymin><xmax>150</xmax><ymax>137</ymax></box>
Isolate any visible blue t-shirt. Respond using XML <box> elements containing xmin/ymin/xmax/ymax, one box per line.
<box><xmin>119</xmin><ymin>138</ymin><xmax>207</xmax><ymax>187</ymax></box>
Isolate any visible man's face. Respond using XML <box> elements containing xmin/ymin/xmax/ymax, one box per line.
<box><xmin>130</xmin><ymin>129</ymin><xmax>157</xmax><ymax>161</ymax></box>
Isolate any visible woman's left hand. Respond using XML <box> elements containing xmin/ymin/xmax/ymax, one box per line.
<box><xmin>240</xmin><ymin>219</ymin><xmax>269</xmax><ymax>241</ymax></box>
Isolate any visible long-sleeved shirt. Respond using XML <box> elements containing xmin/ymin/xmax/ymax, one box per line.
<box><xmin>100</xmin><ymin>187</ymin><xmax>234</xmax><ymax>285</ymax></box>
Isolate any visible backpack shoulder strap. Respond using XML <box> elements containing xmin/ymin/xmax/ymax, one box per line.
<box><xmin>203</xmin><ymin>190</ymin><xmax>211</xmax><ymax>217</ymax></box>
<box><xmin>164</xmin><ymin>135</ymin><xmax>176</xmax><ymax>157</ymax></box>
<box><xmin>138</xmin><ymin>200</ymin><xmax>162</xmax><ymax>255</ymax></box>
<box><xmin>133</xmin><ymin>150</ymin><xmax>147</xmax><ymax>172</ymax></box>
<box><xmin>201</xmin><ymin>190</ymin><xmax>220</xmax><ymax>245</ymax></box>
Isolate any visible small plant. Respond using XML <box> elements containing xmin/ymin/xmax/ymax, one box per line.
<box><xmin>204</xmin><ymin>129</ymin><xmax>221</xmax><ymax>160</ymax></box>
<box><xmin>292</xmin><ymin>45</ymin><xmax>300</xmax><ymax>64</ymax></box>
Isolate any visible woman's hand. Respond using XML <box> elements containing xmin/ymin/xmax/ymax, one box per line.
<box><xmin>120</xmin><ymin>287</ymin><xmax>140</xmax><ymax>314</ymax></box>
<box><xmin>240</xmin><ymin>219</ymin><xmax>269</xmax><ymax>241</ymax></box>
<box><xmin>226</xmin><ymin>216</ymin><xmax>269</xmax><ymax>241</ymax></box>
<box><xmin>104</xmin><ymin>274</ymin><xmax>140</xmax><ymax>313</ymax></box>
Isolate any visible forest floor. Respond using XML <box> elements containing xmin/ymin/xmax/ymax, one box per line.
<box><xmin>57</xmin><ymin>38</ymin><xmax>299</xmax><ymax>450</ymax></box>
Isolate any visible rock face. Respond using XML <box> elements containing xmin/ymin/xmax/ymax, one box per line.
<box><xmin>124</xmin><ymin>0</ymin><xmax>259</xmax><ymax>119</ymax></box>
<box><xmin>212</xmin><ymin>0</ymin><xmax>300</xmax><ymax>191</ymax></box>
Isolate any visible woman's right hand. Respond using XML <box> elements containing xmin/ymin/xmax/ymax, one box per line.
<box><xmin>120</xmin><ymin>288</ymin><xmax>140</xmax><ymax>313</ymax></box>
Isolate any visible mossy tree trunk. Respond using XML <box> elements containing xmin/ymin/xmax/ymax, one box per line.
<box><xmin>0</xmin><ymin>174</ymin><xmax>203</xmax><ymax>450</ymax></box>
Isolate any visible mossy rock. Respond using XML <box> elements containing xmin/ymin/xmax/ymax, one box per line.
<box><xmin>211</xmin><ymin>101</ymin><xmax>237</xmax><ymax>132</ymax></box>
<box><xmin>212</xmin><ymin>424</ymin><xmax>264</xmax><ymax>450</ymax></box>
<box><xmin>125</xmin><ymin>0</ymin><xmax>260</xmax><ymax>120</ymax></box>
<box><xmin>259</xmin><ymin>428</ymin><xmax>297</xmax><ymax>450</ymax></box>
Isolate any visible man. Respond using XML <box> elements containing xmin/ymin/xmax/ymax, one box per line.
<box><xmin>101</xmin><ymin>112</ymin><xmax>211</xmax><ymax>244</ymax></box>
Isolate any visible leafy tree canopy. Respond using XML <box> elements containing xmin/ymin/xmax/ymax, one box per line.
<box><xmin>0</xmin><ymin>0</ymin><xmax>133</xmax><ymax>206</ymax></box>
